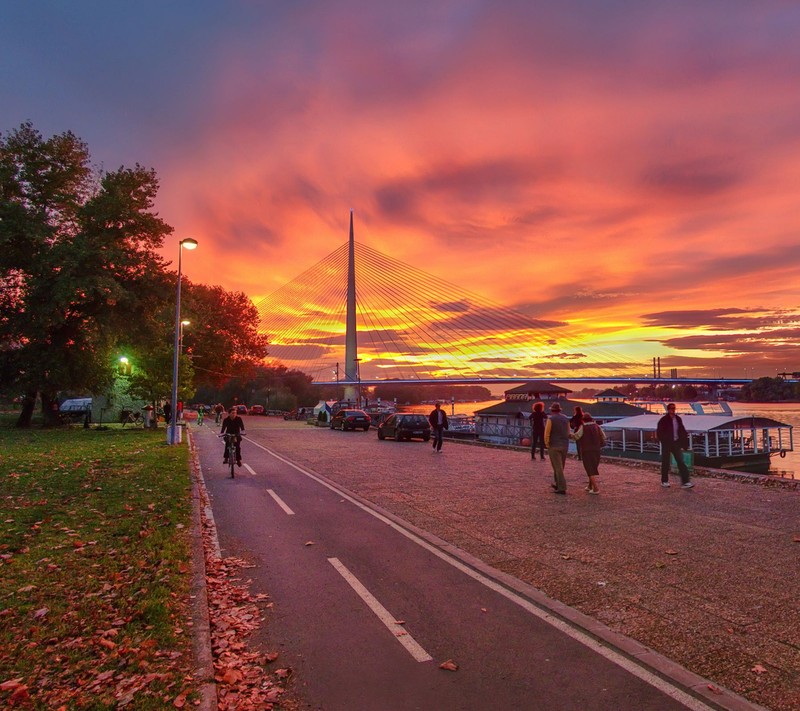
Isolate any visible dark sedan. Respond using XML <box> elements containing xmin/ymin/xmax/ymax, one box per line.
<box><xmin>377</xmin><ymin>413</ymin><xmax>431</xmax><ymax>442</ymax></box>
<box><xmin>330</xmin><ymin>409</ymin><xmax>371</xmax><ymax>431</ymax></box>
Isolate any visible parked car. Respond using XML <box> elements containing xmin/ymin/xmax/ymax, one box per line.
<box><xmin>248</xmin><ymin>405</ymin><xmax>265</xmax><ymax>415</ymax></box>
<box><xmin>330</xmin><ymin>409</ymin><xmax>371</xmax><ymax>431</ymax></box>
<box><xmin>377</xmin><ymin>413</ymin><xmax>431</xmax><ymax>442</ymax></box>
<box><xmin>235</xmin><ymin>405</ymin><xmax>248</xmax><ymax>415</ymax></box>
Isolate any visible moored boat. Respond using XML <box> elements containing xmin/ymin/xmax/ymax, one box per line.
<box><xmin>601</xmin><ymin>413</ymin><xmax>793</xmax><ymax>474</ymax></box>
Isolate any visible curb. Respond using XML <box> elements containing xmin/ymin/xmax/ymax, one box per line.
<box><xmin>187</xmin><ymin>431</ymin><xmax>217</xmax><ymax>710</ymax></box>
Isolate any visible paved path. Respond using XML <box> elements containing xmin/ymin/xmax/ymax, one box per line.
<box><xmin>196</xmin><ymin>418</ymin><xmax>798</xmax><ymax>711</ymax></box>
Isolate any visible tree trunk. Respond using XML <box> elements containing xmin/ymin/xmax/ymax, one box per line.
<box><xmin>16</xmin><ymin>391</ymin><xmax>37</xmax><ymax>428</ymax></box>
<box><xmin>41</xmin><ymin>392</ymin><xmax>61</xmax><ymax>427</ymax></box>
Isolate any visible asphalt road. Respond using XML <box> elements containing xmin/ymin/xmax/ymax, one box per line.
<box><xmin>195</xmin><ymin>422</ymin><xmax>720</xmax><ymax>711</ymax></box>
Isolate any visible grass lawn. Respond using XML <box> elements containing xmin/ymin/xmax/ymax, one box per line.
<box><xmin>0</xmin><ymin>419</ymin><xmax>197</xmax><ymax>708</ymax></box>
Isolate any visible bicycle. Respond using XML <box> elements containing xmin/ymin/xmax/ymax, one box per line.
<box><xmin>121</xmin><ymin>410</ymin><xmax>143</xmax><ymax>427</ymax></box>
<box><xmin>218</xmin><ymin>434</ymin><xmax>245</xmax><ymax>478</ymax></box>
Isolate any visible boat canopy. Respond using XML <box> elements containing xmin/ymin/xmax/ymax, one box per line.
<box><xmin>602</xmin><ymin>414</ymin><xmax>788</xmax><ymax>433</ymax></box>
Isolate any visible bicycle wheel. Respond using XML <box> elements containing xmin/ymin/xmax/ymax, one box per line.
<box><xmin>229</xmin><ymin>446</ymin><xmax>235</xmax><ymax>478</ymax></box>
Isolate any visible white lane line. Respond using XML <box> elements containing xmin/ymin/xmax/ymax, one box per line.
<box><xmin>328</xmin><ymin>557</ymin><xmax>433</xmax><ymax>663</ymax></box>
<box><xmin>244</xmin><ymin>463</ymin><xmax>257</xmax><ymax>476</ymax></box>
<box><xmin>244</xmin><ymin>439</ymin><xmax>716</xmax><ymax>710</ymax></box>
<box><xmin>268</xmin><ymin>489</ymin><xmax>295</xmax><ymax>515</ymax></box>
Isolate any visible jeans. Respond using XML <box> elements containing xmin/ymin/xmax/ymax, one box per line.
<box><xmin>660</xmin><ymin>441</ymin><xmax>689</xmax><ymax>483</ymax></box>
<box><xmin>432</xmin><ymin>425</ymin><xmax>445</xmax><ymax>451</ymax></box>
<box><xmin>531</xmin><ymin>431</ymin><xmax>545</xmax><ymax>458</ymax></box>
<box><xmin>223</xmin><ymin>435</ymin><xmax>242</xmax><ymax>462</ymax></box>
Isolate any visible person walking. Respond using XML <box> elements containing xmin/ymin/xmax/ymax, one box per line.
<box><xmin>570</xmin><ymin>406</ymin><xmax>585</xmax><ymax>461</ymax></box>
<box><xmin>656</xmin><ymin>403</ymin><xmax>693</xmax><ymax>488</ymax></box>
<box><xmin>530</xmin><ymin>401</ymin><xmax>547</xmax><ymax>460</ymax></box>
<box><xmin>220</xmin><ymin>408</ymin><xmax>246</xmax><ymax>467</ymax></box>
<box><xmin>544</xmin><ymin>402</ymin><xmax>570</xmax><ymax>494</ymax></box>
<box><xmin>162</xmin><ymin>400</ymin><xmax>172</xmax><ymax>426</ymax></box>
<box><xmin>572</xmin><ymin>413</ymin><xmax>605</xmax><ymax>494</ymax></box>
<box><xmin>428</xmin><ymin>402</ymin><xmax>449</xmax><ymax>453</ymax></box>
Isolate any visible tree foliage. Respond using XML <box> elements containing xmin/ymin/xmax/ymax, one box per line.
<box><xmin>739</xmin><ymin>377</ymin><xmax>798</xmax><ymax>402</ymax></box>
<box><xmin>180</xmin><ymin>283</ymin><xmax>269</xmax><ymax>387</ymax></box>
<box><xmin>0</xmin><ymin>122</ymin><xmax>171</xmax><ymax>426</ymax></box>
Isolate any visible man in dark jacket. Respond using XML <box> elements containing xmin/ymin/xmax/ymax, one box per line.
<box><xmin>428</xmin><ymin>402</ymin><xmax>449</xmax><ymax>453</ymax></box>
<box><xmin>220</xmin><ymin>408</ymin><xmax>246</xmax><ymax>466</ymax></box>
<box><xmin>656</xmin><ymin>403</ymin><xmax>693</xmax><ymax>488</ymax></box>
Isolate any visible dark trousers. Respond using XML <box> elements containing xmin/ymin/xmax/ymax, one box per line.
<box><xmin>531</xmin><ymin>431</ymin><xmax>545</xmax><ymax>459</ymax></box>
<box><xmin>660</xmin><ymin>441</ymin><xmax>689</xmax><ymax>483</ymax></box>
<box><xmin>223</xmin><ymin>435</ymin><xmax>242</xmax><ymax>462</ymax></box>
<box><xmin>432</xmin><ymin>425</ymin><xmax>445</xmax><ymax>451</ymax></box>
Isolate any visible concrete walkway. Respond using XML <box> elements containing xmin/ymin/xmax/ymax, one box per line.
<box><xmin>245</xmin><ymin>418</ymin><xmax>799</xmax><ymax>711</ymax></box>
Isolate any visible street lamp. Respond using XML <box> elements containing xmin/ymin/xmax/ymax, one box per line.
<box><xmin>168</xmin><ymin>238</ymin><xmax>198</xmax><ymax>444</ymax></box>
<box><xmin>180</xmin><ymin>320</ymin><xmax>190</xmax><ymax>352</ymax></box>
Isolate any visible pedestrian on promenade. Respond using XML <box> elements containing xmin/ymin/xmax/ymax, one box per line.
<box><xmin>530</xmin><ymin>401</ymin><xmax>547</xmax><ymax>460</ymax></box>
<box><xmin>656</xmin><ymin>403</ymin><xmax>693</xmax><ymax>488</ymax></box>
<box><xmin>572</xmin><ymin>413</ymin><xmax>605</xmax><ymax>494</ymax></box>
<box><xmin>428</xmin><ymin>402</ymin><xmax>449</xmax><ymax>453</ymax></box>
<box><xmin>570</xmin><ymin>406</ymin><xmax>585</xmax><ymax>461</ymax></box>
<box><xmin>162</xmin><ymin>400</ymin><xmax>172</xmax><ymax>426</ymax></box>
<box><xmin>544</xmin><ymin>402</ymin><xmax>570</xmax><ymax>494</ymax></box>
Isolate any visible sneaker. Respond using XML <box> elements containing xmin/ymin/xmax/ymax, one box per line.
<box><xmin>584</xmin><ymin>485</ymin><xmax>591</xmax><ymax>491</ymax></box>
<box><xmin>553</xmin><ymin>490</ymin><xmax>566</xmax><ymax>495</ymax></box>
<box><xmin>223</xmin><ymin>459</ymin><xmax>228</xmax><ymax>464</ymax></box>
<box><xmin>661</xmin><ymin>482</ymin><xmax>670</xmax><ymax>488</ymax></box>
<box><xmin>237</xmin><ymin>460</ymin><xmax>242</xmax><ymax>467</ymax></box>
<box><xmin>588</xmin><ymin>489</ymin><xmax>600</xmax><ymax>495</ymax></box>
<box><xmin>681</xmin><ymin>481</ymin><xmax>694</xmax><ymax>489</ymax></box>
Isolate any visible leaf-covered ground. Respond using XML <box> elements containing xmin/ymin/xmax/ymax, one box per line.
<box><xmin>0</xmin><ymin>425</ymin><xmax>196</xmax><ymax>708</ymax></box>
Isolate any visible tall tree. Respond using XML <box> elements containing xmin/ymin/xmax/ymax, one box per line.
<box><xmin>180</xmin><ymin>283</ymin><xmax>269</xmax><ymax>386</ymax></box>
<box><xmin>0</xmin><ymin>122</ymin><xmax>172</xmax><ymax>426</ymax></box>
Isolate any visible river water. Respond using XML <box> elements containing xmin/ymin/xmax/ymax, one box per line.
<box><xmin>403</xmin><ymin>400</ymin><xmax>799</xmax><ymax>479</ymax></box>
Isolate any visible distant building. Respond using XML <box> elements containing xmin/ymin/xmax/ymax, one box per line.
<box><xmin>474</xmin><ymin>382</ymin><xmax>646</xmax><ymax>446</ymax></box>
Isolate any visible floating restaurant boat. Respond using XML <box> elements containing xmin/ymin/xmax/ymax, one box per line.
<box><xmin>601</xmin><ymin>413</ymin><xmax>793</xmax><ymax>474</ymax></box>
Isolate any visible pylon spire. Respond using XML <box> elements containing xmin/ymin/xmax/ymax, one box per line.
<box><xmin>343</xmin><ymin>210</ymin><xmax>359</xmax><ymax>400</ymax></box>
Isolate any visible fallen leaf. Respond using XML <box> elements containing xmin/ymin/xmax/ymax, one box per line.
<box><xmin>560</xmin><ymin>554</ymin><xmax>571</xmax><ymax>560</ymax></box>
<box><xmin>304</xmin><ymin>541</ymin><xmax>314</xmax><ymax>546</ymax></box>
<box><xmin>173</xmin><ymin>691</ymin><xmax>187</xmax><ymax>708</ymax></box>
<box><xmin>665</xmin><ymin>549</ymin><xmax>678</xmax><ymax>555</ymax></box>
<box><xmin>751</xmin><ymin>664</ymin><xmax>768</xmax><ymax>674</ymax></box>
<box><xmin>221</xmin><ymin>668</ymin><xmax>242</xmax><ymax>685</ymax></box>
<box><xmin>0</xmin><ymin>678</ymin><xmax>25</xmax><ymax>691</ymax></box>
<box><xmin>32</xmin><ymin>607</ymin><xmax>49</xmax><ymax>619</ymax></box>
<box><xmin>439</xmin><ymin>659</ymin><xmax>459</xmax><ymax>671</ymax></box>
<box><xmin>707</xmin><ymin>684</ymin><xmax>723</xmax><ymax>695</ymax></box>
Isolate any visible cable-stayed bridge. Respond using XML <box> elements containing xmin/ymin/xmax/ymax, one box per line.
<box><xmin>254</xmin><ymin>213</ymin><xmax>748</xmax><ymax>391</ymax></box>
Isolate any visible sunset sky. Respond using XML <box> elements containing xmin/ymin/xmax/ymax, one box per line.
<box><xmin>3</xmin><ymin>1</ymin><xmax>800</xmax><ymax>381</ymax></box>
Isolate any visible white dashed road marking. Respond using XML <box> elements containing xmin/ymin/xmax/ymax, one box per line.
<box><xmin>328</xmin><ymin>557</ymin><xmax>433</xmax><ymax>663</ymax></box>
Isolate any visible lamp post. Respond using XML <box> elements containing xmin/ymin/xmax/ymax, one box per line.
<box><xmin>179</xmin><ymin>320</ymin><xmax>190</xmax><ymax>352</ymax></box>
<box><xmin>168</xmin><ymin>238</ymin><xmax>198</xmax><ymax>444</ymax></box>
<box><xmin>354</xmin><ymin>358</ymin><xmax>361</xmax><ymax>409</ymax></box>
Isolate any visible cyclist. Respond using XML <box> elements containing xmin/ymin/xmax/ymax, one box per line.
<box><xmin>196</xmin><ymin>406</ymin><xmax>204</xmax><ymax>426</ymax></box>
<box><xmin>214</xmin><ymin>403</ymin><xmax>225</xmax><ymax>424</ymax></box>
<box><xmin>220</xmin><ymin>408</ymin><xmax>246</xmax><ymax>467</ymax></box>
